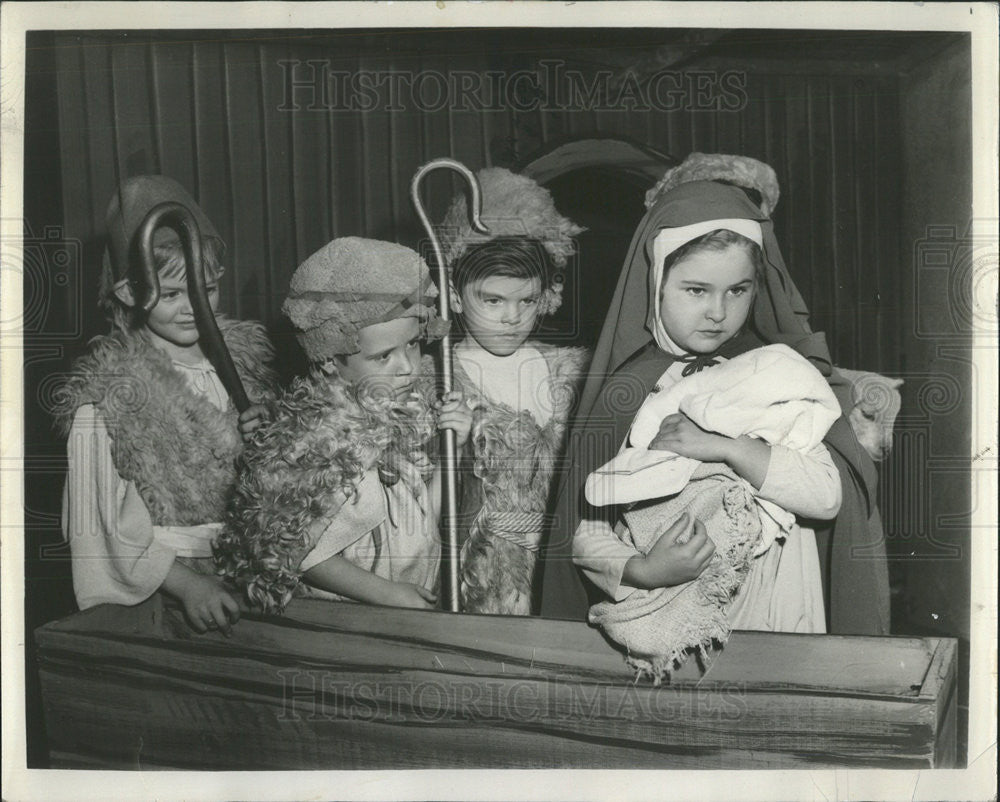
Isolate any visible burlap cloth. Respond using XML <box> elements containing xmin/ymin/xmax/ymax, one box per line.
<box><xmin>588</xmin><ymin>463</ymin><xmax>762</xmax><ymax>681</ymax></box>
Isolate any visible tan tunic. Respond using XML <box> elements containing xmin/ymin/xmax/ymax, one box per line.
<box><xmin>299</xmin><ymin>470</ymin><xmax>441</xmax><ymax>601</ymax></box>
<box><xmin>61</xmin><ymin>361</ymin><xmax>230</xmax><ymax>609</ymax></box>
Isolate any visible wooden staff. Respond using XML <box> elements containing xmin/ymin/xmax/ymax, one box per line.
<box><xmin>410</xmin><ymin>159</ymin><xmax>488</xmax><ymax>613</ymax></box>
<box><xmin>138</xmin><ymin>201</ymin><xmax>252</xmax><ymax>413</ymax></box>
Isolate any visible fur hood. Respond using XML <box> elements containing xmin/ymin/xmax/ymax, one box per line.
<box><xmin>645</xmin><ymin>153</ymin><xmax>781</xmax><ymax>217</ymax></box>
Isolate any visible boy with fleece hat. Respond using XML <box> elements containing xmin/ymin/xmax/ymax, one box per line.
<box><xmin>215</xmin><ymin>237</ymin><xmax>472</xmax><ymax>612</ymax></box>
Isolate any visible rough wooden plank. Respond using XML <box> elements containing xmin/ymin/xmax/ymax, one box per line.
<box><xmin>38</xmin><ymin>649</ymin><xmax>942</xmax><ymax>769</ymax></box>
<box><xmin>36</xmin><ymin>598</ymin><xmax>956</xmax><ymax>769</ymax></box>
<box><xmin>925</xmin><ymin>638</ymin><xmax>959</xmax><ymax>767</ymax></box>
<box><xmin>38</xmin><ymin>597</ymin><xmax>940</xmax><ymax>692</ymax></box>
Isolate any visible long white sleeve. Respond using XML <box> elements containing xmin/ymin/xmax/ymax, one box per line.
<box><xmin>757</xmin><ymin>442</ymin><xmax>842</xmax><ymax>520</ymax></box>
<box><xmin>62</xmin><ymin>405</ymin><xmax>177</xmax><ymax>609</ymax></box>
<box><xmin>571</xmin><ymin>517</ymin><xmax>641</xmax><ymax>602</ymax></box>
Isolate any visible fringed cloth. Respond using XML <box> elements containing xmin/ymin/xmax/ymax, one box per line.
<box><xmin>588</xmin><ymin>464</ymin><xmax>762</xmax><ymax>682</ymax></box>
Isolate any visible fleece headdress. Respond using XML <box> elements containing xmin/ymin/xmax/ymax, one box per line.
<box><xmin>439</xmin><ymin>168</ymin><xmax>584</xmax><ymax>311</ymax></box>
<box><xmin>282</xmin><ymin>236</ymin><xmax>448</xmax><ymax>360</ymax></box>
<box><xmin>645</xmin><ymin>152</ymin><xmax>781</xmax><ymax>217</ymax></box>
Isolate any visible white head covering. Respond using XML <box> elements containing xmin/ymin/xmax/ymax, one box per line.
<box><xmin>650</xmin><ymin>218</ymin><xmax>763</xmax><ymax>355</ymax></box>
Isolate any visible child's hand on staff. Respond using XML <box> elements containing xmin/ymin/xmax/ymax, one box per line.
<box><xmin>649</xmin><ymin>412</ymin><xmax>730</xmax><ymax>462</ymax></box>
<box><xmin>238</xmin><ymin>403</ymin><xmax>270</xmax><ymax>442</ymax></box>
<box><xmin>436</xmin><ymin>390</ymin><xmax>473</xmax><ymax>448</ymax></box>
<box><xmin>622</xmin><ymin>512</ymin><xmax>715</xmax><ymax>589</ymax></box>
<box><xmin>385</xmin><ymin>582</ymin><xmax>438</xmax><ymax>610</ymax></box>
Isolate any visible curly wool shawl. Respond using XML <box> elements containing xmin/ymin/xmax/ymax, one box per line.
<box><xmin>215</xmin><ymin>360</ymin><xmax>439</xmax><ymax>613</ymax></box>
<box><xmin>54</xmin><ymin>317</ymin><xmax>277</xmax><ymax>526</ymax></box>
<box><xmin>454</xmin><ymin>343</ymin><xmax>589</xmax><ymax>614</ymax></box>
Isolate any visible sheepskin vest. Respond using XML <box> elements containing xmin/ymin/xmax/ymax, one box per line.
<box><xmin>455</xmin><ymin>343</ymin><xmax>589</xmax><ymax>544</ymax></box>
<box><xmin>56</xmin><ymin>317</ymin><xmax>276</xmax><ymax>526</ymax></box>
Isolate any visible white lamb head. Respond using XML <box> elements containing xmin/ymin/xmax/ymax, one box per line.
<box><xmin>837</xmin><ymin>368</ymin><xmax>903</xmax><ymax>462</ymax></box>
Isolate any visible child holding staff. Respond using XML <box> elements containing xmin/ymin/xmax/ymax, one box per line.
<box><xmin>214</xmin><ymin>237</ymin><xmax>472</xmax><ymax>612</ymax></box>
<box><xmin>439</xmin><ymin>168</ymin><xmax>588</xmax><ymax>614</ymax></box>
<box><xmin>56</xmin><ymin>175</ymin><xmax>277</xmax><ymax>634</ymax></box>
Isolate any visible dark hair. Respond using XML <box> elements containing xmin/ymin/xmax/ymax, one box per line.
<box><xmin>661</xmin><ymin>228</ymin><xmax>764</xmax><ymax>286</ymax></box>
<box><xmin>99</xmin><ymin>234</ymin><xmax>225</xmax><ymax>332</ymax></box>
<box><xmin>451</xmin><ymin>236</ymin><xmax>555</xmax><ymax>295</ymax></box>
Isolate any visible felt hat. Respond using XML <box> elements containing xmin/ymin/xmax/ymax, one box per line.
<box><xmin>283</xmin><ymin>236</ymin><xmax>448</xmax><ymax>360</ymax></box>
<box><xmin>104</xmin><ymin>175</ymin><xmax>223</xmax><ymax>284</ymax></box>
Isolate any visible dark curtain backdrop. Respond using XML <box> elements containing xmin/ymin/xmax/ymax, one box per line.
<box><xmin>47</xmin><ymin>30</ymin><xmax>903</xmax><ymax>375</ymax></box>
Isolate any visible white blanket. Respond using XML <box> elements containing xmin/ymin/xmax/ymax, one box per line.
<box><xmin>585</xmin><ymin>344</ymin><xmax>841</xmax><ymax>517</ymax></box>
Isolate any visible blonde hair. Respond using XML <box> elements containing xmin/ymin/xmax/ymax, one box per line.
<box><xmin>99</xmin><ymin>235</ymin><xmax>225</xmax><ymax>332</ymax></box>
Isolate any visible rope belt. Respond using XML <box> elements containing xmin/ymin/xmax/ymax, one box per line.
<box><xmin>474</xmin><ymin>510</ymin><xmax>547</xmax><ymax>552</ymax></box>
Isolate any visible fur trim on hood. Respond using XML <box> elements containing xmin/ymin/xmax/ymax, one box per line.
<box><xmin>645</xmin><ymin>153</ymin><xmax>781</xmax><ymax>217</ymax></box>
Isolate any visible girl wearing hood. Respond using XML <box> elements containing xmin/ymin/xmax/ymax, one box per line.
<box><xmin>55</xmin><ymin>175</ymin><xmax>277</xmax><ymax>635</ymax></box>
<box><xmin>539</xmin><ymin>158</ymin><xmax>890</xmax><ymax>639</ymax></box>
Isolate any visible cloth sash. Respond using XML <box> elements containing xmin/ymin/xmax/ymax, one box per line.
<box><xmin>153</xmin><ymin>522</ymin><xmax>223</xmax><ymax>558</ymax></box>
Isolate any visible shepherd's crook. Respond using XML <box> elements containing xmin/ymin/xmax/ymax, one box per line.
<box><xmin>138</xmin><ymin>202</ymin><xmax>252</xmax><ymax>413</ymax></box>
<box><xmin>411</xmin><ymin>159</ymin><xmax>488</xmax><ymax>613</ymax></box>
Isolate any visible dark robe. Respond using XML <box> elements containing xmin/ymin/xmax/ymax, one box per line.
<box><xmin>537</xmin><ymin>181</ymin><xmax>890</xmax><ymax>634</ymax></box>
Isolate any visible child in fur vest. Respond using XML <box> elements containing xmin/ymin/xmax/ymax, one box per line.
<box><xmin>55</xmin><ymin>175</ymin><xmax>277</xmax><ymax>635</ymax></box>
<box><xmin>214</xmin><ymin>237</ymin><xmax>472</xmax><ymax>613</ymax></box>
<box><xmin>439</xmin><ymin>168</ymin><xmax>589</xmax><ymax>615</ymax></box>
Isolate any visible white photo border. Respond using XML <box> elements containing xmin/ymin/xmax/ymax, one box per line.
<box><xmin>2</xmin><ymin>2</ymin><xmax>996</xmax><ymax>800</ymax></box>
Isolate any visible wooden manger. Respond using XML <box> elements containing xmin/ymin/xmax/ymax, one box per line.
<box><xmin>34</xmin><ymin>596</ymin><xmax>957</xmax><ymax>769</ymax></box>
